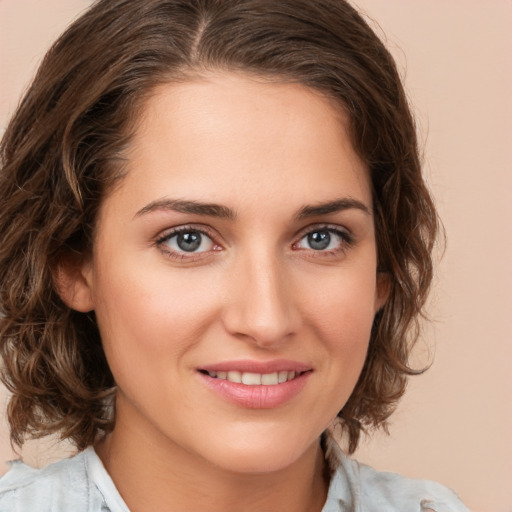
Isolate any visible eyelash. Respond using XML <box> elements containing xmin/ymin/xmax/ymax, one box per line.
<box><xmin>155</xmin><ymin>224</ymin><xmax>354</xmax><ymax>261</ymax></box>
<box><xmin>293</xmin><ymin>224</ymin><xmax>354</xmax><ymax>257</ymax></box>
<box><xmin>155</xmin><ymin>225</ymin><xmax>219</xmax><ymax>262</ymax></box>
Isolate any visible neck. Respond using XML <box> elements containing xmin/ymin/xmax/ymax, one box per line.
<box><xmin>95</xmin><ymin>403</ymin><xmax>329</xmax><ymax>512</ymax></box>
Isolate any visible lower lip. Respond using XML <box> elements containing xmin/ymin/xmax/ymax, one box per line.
<box><xmin>198</xmin><ymin>371</ymin><xmax>311</xmax><ymax>409</ymax></box>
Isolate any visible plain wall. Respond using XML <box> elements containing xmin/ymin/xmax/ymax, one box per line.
<box><xmin>1</xmin><ymin>1</ymin><xmax>511</xmax><ymax>511</ymax></box>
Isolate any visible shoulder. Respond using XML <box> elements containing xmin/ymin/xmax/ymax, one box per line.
<box><xmin>339</xmin><ymin>456</ymin><xmax>470</xmax><ymax>511</ymax></box>
<box><xmin>0</xmin><ymin>448</ymin><xmax>107</xmax><ymax>512</ymax></box>
<box><xmin>356</xmin><ymin>459</ymin><xmax>469</xmax><ymax>511</ymax></box>
<box><xmin>324</xmin><ymin>439</ymin><xmax>470</xmax><ymax>512</ymax></box>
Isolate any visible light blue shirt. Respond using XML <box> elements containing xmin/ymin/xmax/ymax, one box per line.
<box><xmin>0</xmin><ymin>441</ymin><xmax>469</xmax><ymax>511</ymax></box>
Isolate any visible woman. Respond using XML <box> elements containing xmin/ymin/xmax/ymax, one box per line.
<box><xmin>0</xmin><ymin>0</ymin><xmax>469</xmax><ymax>510</ymax></box>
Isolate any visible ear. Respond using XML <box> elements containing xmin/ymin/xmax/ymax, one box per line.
<box><xmin>53</xmin><ymin>254</ymin><xmax>94</xmax><ymax>313</ymax></box>
<box><xmin>374</xmin><ymin>271</ymin><xmax>390</xmax><ymax>312</ymax></box>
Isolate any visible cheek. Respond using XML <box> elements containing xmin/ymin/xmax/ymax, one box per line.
<box><xmin>91</xmin><ymin>257</ymin><xmax>222</xmax><ymax>377</ymax></box>
<box><xmin>300</xmin><ymin>265</ymin><xmax>377</xmax><ymax>393</ymax></box>
<box><xmin>303</xmin><ymin>263</ymin><xmax>378</xmax><ymax>341</ymax></box>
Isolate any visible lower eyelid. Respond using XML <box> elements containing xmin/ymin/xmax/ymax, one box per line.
<box><xmin>294</xmin><ymin>227</ymin><xmax>352</xmax><ymax>248</ymax></box>
<box><xmin>155</xmin><ymin>225</ymin><xmax>353</xmax><ymax>259</ymax></box>
<box><xmin>171</xmin><ymin>233</ymin><xmax>213</xmax><ymax>252</ymax></box>
<box><xmin>155</xmin><ymin>227</ymin><xmax>219</xmax><ymax>254</ymax></box>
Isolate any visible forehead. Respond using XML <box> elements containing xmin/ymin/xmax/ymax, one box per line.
<box><xmin>104</xmin><ymin>71</ymin><xmax>371</xmax><ymax>220</ymax></box>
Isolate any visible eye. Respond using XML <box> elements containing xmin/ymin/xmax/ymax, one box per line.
<box><xmin>158</xmin><ymin>228</ymin><xmax>217</xmax><ymax>254</ymax></box>
<box><xmin>294</xmin><ymin>227</ymin><xmax>351</xmax><ymax>252</ymax></box>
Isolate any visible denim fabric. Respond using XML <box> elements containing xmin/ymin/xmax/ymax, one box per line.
<box><xmin>0</xmin><ymin>441</ymin><xmax>469</xmax><ymax>512</ymax></box>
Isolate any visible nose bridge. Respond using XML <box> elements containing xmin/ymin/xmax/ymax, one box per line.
<box><xmin>223</xmin><ymin>246</ymin><xmax>298</xmax><ymax>346</ymax></box>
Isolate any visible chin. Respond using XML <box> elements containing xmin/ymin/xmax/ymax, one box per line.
<box><xmin>211</xmin><ymin>450</ymin><xmax>302</xmax><ymax>475</ymax></box>
<box><xmin>199</xmin><ymin>430</ymin><xmax>320</xmax><ymax>475</ymax></box>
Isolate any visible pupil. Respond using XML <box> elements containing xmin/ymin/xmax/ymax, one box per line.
<box><xmin>308</xmin><ymin>230</ymin><xmax>330</xmax><ymax>250</ymax></box>
<box><xmin>177</xmin><ymin>232</ymin><xmax>201</xmax><ymax>252</ymax></box>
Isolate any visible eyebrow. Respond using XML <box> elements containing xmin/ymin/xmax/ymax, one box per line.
<box><xmin>134</xmin><ymin>197</ymin><xmax>370</xmax><ymax>220</ymax></box>
<box><xmin>134</xmin><ymin>198</ymin><xmax>235</xmax><ymax>219</ymax></box>
<box><xmin>296</xmin><ymin>198</ymin><xmax>371</xmax><ymax>219</ymax></box>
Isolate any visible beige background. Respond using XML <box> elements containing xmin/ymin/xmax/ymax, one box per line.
<box><xmin>1</xmin><ymin>1</ymin><xmax>511</xmax><ymax>511</ymax></box>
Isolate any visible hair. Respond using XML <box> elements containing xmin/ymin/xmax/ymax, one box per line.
<box><xmin>0</xmin><ymin>0</ymin><xmax>438</xmax><ymax>454</ymax></box>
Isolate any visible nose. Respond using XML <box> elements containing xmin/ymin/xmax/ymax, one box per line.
<box><xmin>221</xmin><ymin>250</ymin><xmax>300</xmax><ymax>348</ymax></box>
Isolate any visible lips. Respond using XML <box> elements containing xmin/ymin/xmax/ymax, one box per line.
<box><xmin>197</xmin><ymin>360</ymin><xmax>312</xmax><ymax>408</ymax></box>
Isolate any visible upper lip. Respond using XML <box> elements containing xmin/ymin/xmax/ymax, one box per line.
<box><xmin>198</xmin><ymin>359</ymin><xmax>312</xmax><ymax>374</ymax></box>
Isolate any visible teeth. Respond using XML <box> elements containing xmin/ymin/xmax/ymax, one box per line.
<box><xmin>206</xmin><ymin>370</ymin><xmax>300</xmax><ymax>386</ymax></box>
<box><xmin>227</xmin><ymin>370</ymin><xmax>242</xmax><ymax>383</ymax></box>
<box><xmin>261</xmin><ymin>373</ymin><xmax>279</xmax><ymax>385</ymax></box>
<box><xmin>241</xmin><ymin>372</ymin><xmax>261</xmax><ymax>385</ymax></box>
<box><xmin>278</xmin><ymin>371</ymin><xmax>288</xmax><ymax>383</ymax></box>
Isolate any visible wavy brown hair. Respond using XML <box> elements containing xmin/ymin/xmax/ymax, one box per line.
<box><xmin>0</xmin><ymin>0</ymin><xmax>438</xmax><ymax>454</ymax></box>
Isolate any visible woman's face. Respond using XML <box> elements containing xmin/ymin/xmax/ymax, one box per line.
<box><xmin>75</xmin><ymin>72</ymin><xmax>387</xmax><ymax>473</ymax></box>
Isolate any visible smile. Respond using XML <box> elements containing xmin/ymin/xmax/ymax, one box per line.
<box><xmin>197</xmin><ymin>361</ymin><xmax>312</xmax><ymax>408</ymax></box>
<box><xmin>202</xmin><ymin>370</ymin><xmax>301</xmax><ymax>386</ymax></box>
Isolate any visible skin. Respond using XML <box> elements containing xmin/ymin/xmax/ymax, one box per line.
<box><xmin>62</xmin><ymin>71</ymin><xmax>388</xmax><ymax>512</ymax></box>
